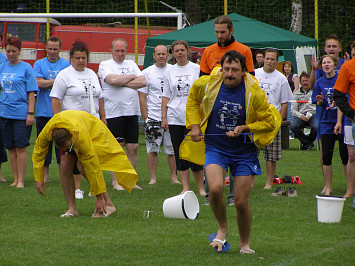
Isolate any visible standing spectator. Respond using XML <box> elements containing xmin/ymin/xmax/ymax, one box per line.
<box><xmin>290</xmin><ymin>72</ymin><xmax>317</xmax><ymax>150</ymax></box>
<box><xmin>282</xmin><ymin>61</ymin><xmax>299</xmax><ymax>93</ymax></box>
<box><xmin>138</xmin><ymin>45</ymin><xmax>179</xmax><ymax>185</ymax></box>
<box><xmin>200</xmin><ymin>15</ymin><xmax>254</xmax><ymax>76</ymax></box>
<box><xmin>282</xmin><ymin>61</ymin><xmax>299</xmax><ymax>139</ymax></box>
<box><xmin>33</xmin><ymin>36</ymin><xmax>70</xmax><ymax>182</ymax></box>
<box><xmin>310</xmin><ymin>34</ymin><xmax>345</xmax><ymax>89</ymax></box>
<box><xmin>99</xmin><ymin>38</ymin><xmax>146</xmax><ymax>190</ymax></box>
<box><xmin>254</xmin><ymin>50</ymin><xmax>264</xmax><ymax>69</ymax></box>
<box><xmin>0</xmin><ymin>52</ymin><xmax>7</xmax><ymax>182</ymax></box>
<box><xmin>185</xmin><ymin>50</ymin><xmax>280</xmax><ymax>253</ymax></box>
<box><xmin>334</xmin><ymin>41</ymin><xmax>355</xmax><ymax>199</ymax></box>
<box><xmin>50</xmin><ymin>40</ymin><xmax>106</xmax><ymax>199</ymax></box>
<box><xmin>0</xmin><ymin>36</ymin><xmax>38</xmax><ymax>188</ymax></box>
<box><xmin>312</xmin><ymin>55</ymin><xmax>348</xmax><ymax>195</ymax></box>
<box><xmin>199</xmin><ymin>15</ymin><xmax>255</xmax><ymax>205</ymax></box>
<box><xmin>161</xmin><ymin>40</ymin><xmax>205</xmax><ymax>196</ymax></box>
<box><xmin>255</xmin><ymin>48</ymin><xmax>294</xmax><ymax>189</ymax></box>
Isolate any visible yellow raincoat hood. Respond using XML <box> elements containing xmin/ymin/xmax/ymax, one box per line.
<box><xmin>32</xmin><ymin>110</ymin><xmax>138</xmax><ymax>195</ymax></box>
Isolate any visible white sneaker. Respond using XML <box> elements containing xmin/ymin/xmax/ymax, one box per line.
<box><xmin>75</xmin><ymin>189</ymin><xmax>84</xmax><ymax>199</ymax></box>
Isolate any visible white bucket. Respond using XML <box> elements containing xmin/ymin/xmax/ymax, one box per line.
<box><xmin>315</xmin><ymin>195</ymin><xmax>346</xmax><ymax>223</ymax></box>
<box><xmin>163</xmin><ymin>191</ymin><xmax>199</xmax><ymax>220</ymax></box>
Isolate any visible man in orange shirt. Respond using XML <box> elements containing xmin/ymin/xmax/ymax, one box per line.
<box><xmin>199</xmin><ymin>15</ymin><xmax>255</xmax><ymax>76</ymax></box>
<box><xmin>199</xmin><ymin>15</ymin><xmax>255</xmax><ymax>207</ymax></box>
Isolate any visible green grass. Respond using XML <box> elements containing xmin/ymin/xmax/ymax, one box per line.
<box><xmin>1</xmin><ymin>131</ymin><xmax>354</xmax><ymax>265</ymax></box>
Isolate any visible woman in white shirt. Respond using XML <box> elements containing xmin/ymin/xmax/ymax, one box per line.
<box><xmin>161</xmin><ymin>40</ymin><xmax>205</xmax><ymax>196</ymax></box>
<box><xmin>51</xmin><ymin>40</ymin><xmax>106</xmax><ymax>200</ymax></box>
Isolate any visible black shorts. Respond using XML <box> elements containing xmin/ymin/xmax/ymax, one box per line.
<box><xmin>107</xmin><ymin>116</ymin><xmax>139</xmax><ymax>143</ymax></box>
<box><xmin>60</xmin><ymin>149</ymin><xmax>80</xmax><ymax>175</ymax></box>
<box><xmin>169</xmin><ymin>125</ymin><xmax>203</xmax><ymax>172</ymax></box>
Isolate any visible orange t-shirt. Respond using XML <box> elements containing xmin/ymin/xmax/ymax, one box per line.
<box><xmin>200</xmin><ymin>41</ymin><xmax>255</xmax><ymax>74</ymax></box>
<box><xmin>334</xmin><ymin>59</ymin><xmax>355</xmax><ymax>110</ymax></box>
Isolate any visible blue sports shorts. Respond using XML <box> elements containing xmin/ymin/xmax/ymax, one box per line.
<box><xmin>205</xmin><ymin>149</ymin><xmax>261</xmax><ymax>177</ymax></box>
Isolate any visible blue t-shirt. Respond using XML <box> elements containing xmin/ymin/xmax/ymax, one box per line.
<box><xmin>312</xmin><ymin>73</ymin><xmax>341</xmax><ymax>135</ymax></box>
<box><xmin>316</xmin><ymin>58</ymin><xmax>344</xmax><ymax>79</ymax></box>
<box><xmin>205</xmin><ymin>80</ymin><xmax>257</xmax><ymax>158</ymax></box>
<box><xmin>0</xmin><ymin>53</ymin><xmax>6</xmax><ymax>65</ymax></box>
<box><xmin>0</xmin><ymin>61</ymin><xmax>38</xmax><ymax>119</ymax></box>
<box><xmin>33</xmin><ymin>57</ymin><xmax>70</xmax><ymax>117</ymax></box>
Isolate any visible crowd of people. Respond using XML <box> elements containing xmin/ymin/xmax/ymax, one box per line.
<box><xmin>0</xmin><ymin>15</ymin><xmax>354</xmax><ymax>253</ymax></box>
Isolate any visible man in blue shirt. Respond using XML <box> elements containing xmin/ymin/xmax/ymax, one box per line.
<box><xmin>33</xmin><ymin>36</ymin><xmax>70</xmax><ymax>182</ymax></box>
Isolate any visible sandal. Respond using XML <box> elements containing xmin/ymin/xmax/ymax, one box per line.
<box><xmin>208</xmin><ymin>233</ymin><xmax>230</xmax><ymax>253</ymax></box>
<box><xmin>92</xmin><ymin>211</ymin><xmax>107</xmax><ymax>218</ymax></box>
<box><xmin>60</xmin><ymin>213</ymin><xmax>75</xmax><ymax>218</ymax></box>
<box><xmin>240</xmin><ymin>248</ymin><xmax>255</xmax><ymax>254</ymax></box>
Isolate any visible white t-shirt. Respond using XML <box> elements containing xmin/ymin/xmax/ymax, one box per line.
<box><xmin>50</xmin><ymin>65</ymin><xmax>102</xmax><ymax>118</ymax></box>
<box><xmin>98</xmin><ymin>59</ymin><xmax>143</xmax><ymax>119</ymax></box>
<box><xmin>162</xmin><ymin>61</ymin><xmax>200</xmax><ymax>126</ymax></box>
<box><xmin>255</xmin><ymin>68</ymin><xmax>294</xmax><ymax>111</ymax></box>
<box><xmin>139</xmin><ymin>64</ymin><xmax>171</xmax><ymax>121</ymax></box>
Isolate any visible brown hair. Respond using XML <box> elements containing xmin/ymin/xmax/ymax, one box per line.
<box><xmin>325</xmin><ymin>34</ymin><xmax>341</xmax><ymax>47</ymax></box>
<box><xmin>214</xmin><ymin>15</ymin><xmax>233</xmax><ymax>31</ymax></box>
<box><xmin>317</xmin><ymin>55</ymin><xmax>339</xmax><ymax>69</ymax></box>
<box><xmin>282</xmin><ymin>61</ymin><xmax>295</xmax><ymax>74</ymax></box>
<box><xmin>52</xmin><ymin>128</ymin><xmax>71</xmax><ymax>148</ymax></box>
<box><xmin>299</xmin><ymin>71</ymin><xmax>310</xmax><ymax>81</ymax></box>
<box><xmin>47</xmin><ymin>36</ymin><xmax>62</xmax><ymax>47</ymax></box>
<box><xmin>5</xmin><ymin>36</ymin><xmax>21</xmax><ymax>50</ymax></box>
<box><xmin>70</xmin><ymin>39</ymin><xmax>89</xmax><ymax>59</ymax></box>
<box><xmin>171</xmin><ymin>40</ymin><xmax>189</xmax><ymax>53</ymax></box>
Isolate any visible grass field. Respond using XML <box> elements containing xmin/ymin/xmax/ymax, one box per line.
<box><xmin>1</xmin><ymin>131</ymin><xmax>354</xmax><ymax>265</ymax></box>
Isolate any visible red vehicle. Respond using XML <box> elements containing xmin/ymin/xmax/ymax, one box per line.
<box><xmin>0</xmin><ymin>17</ymin><xmax>174</xmax><ymax>71</ymax></box>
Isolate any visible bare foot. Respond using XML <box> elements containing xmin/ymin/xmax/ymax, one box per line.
<box><xmin>343</xmin><ymin>193</ymin><xmax>354</xmax><ymax>198</ymax></box>
<box><xmin>16</xmin><ymin>182</ymin><xmax>24</xmax><ymax>188</ymax></box>
<box><xmin>264</xmin><ymin>185</ymin><xmax>272</xmax><ymax>189</ymax></box>
<box><xmin>321</xmin><ymin>187</ymin><xmax>326</xmax><ymax>194</ymax></box>
<box><xmin>171</xmin><ymin>179</ymin><xmax>181</xmax><ymax>184</ymax></box>
<box><xmin>0</xmin><ymin>176</ymin><xmax>6</xmax><ymax>182</ymax></box>
<box><xmin>149</xmin><ymin>180</ymin><xmax>156</xmax><ymax>185</ymax></box>
<box><xmin>10</xmin><ymin>182</ymin><xmax>17</xmax><ymax>187</ymax></box>
<box><xmin>198</xmin><ymin>189</ymin><xmax>207</xmax><ymax>196</ymax></box>
<box><xmin>105</xmin><ymin>205</ymin><xmax>116</xmax><ymax>217</ymax></box>
<box><xmin>324</xmin><ymin>189</ymin><xmax>333</xmax><ymax>196</ymax></box>
<box><xmin>112</xmin><ymin>183</ymin><xmax>125</xmax><ymax>190</ymax></box>
<box><xmin>180</xmin><ymin>190</ymin><xmax>189</xmax><ymax>195</ymax></box>
<box><xmin>133</xmin><ymin>184</ymin><xmax>142</xmax><ymax>189</ymax></box>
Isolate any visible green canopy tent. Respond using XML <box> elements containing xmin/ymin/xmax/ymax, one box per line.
<box><xmin>144</xmin><ymin>13</ymin><xmax>317</xmax><ymax>74</ymax></box>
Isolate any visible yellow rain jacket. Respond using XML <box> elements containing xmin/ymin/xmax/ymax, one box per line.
<box><xmin>180</xmin><ymin>67</ymin><xmax>281</xmax><ymax>166</ymax></box>
<box><xmin>32</xmin><ymin>110</ymin><xmax>138</xmax><ymax>195</ymax></box>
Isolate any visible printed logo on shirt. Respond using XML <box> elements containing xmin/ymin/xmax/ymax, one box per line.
<box><xmin>258</xmin><ymin>81</ymin><xmax>274</xmax><ymax>102</ymax></box>
<box><xmin>48</xmin><ymin>70</ymin><xmax>60</xmax><ymax>79</ymax></box>
<box><xmin>0</xmin><ymin>73</ymin><xmax>16</xmax><ymax>93</ymax></box>
<box><xmin>82</xmin><ymin>79</ymin><xmax>99</xmax><ymax>99</ymax></box>
<box><xmin>324</xmin><ymin>87</ymin><xmax>337</xmax><ymax>110</ymax></box>
<box><xmin>216</xmin><ymin>100</ymin><xmax>243</xmax><ymax>131</ymax></box>
<box><xmin>175</xmin><ymin>75</ymin><xmax>192</xmax><ymax>97</ymax></box>
<box><xmin>118</xmin><ymin>67</ymin><xmax>130</xmax><ymax>75</ymax></box>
